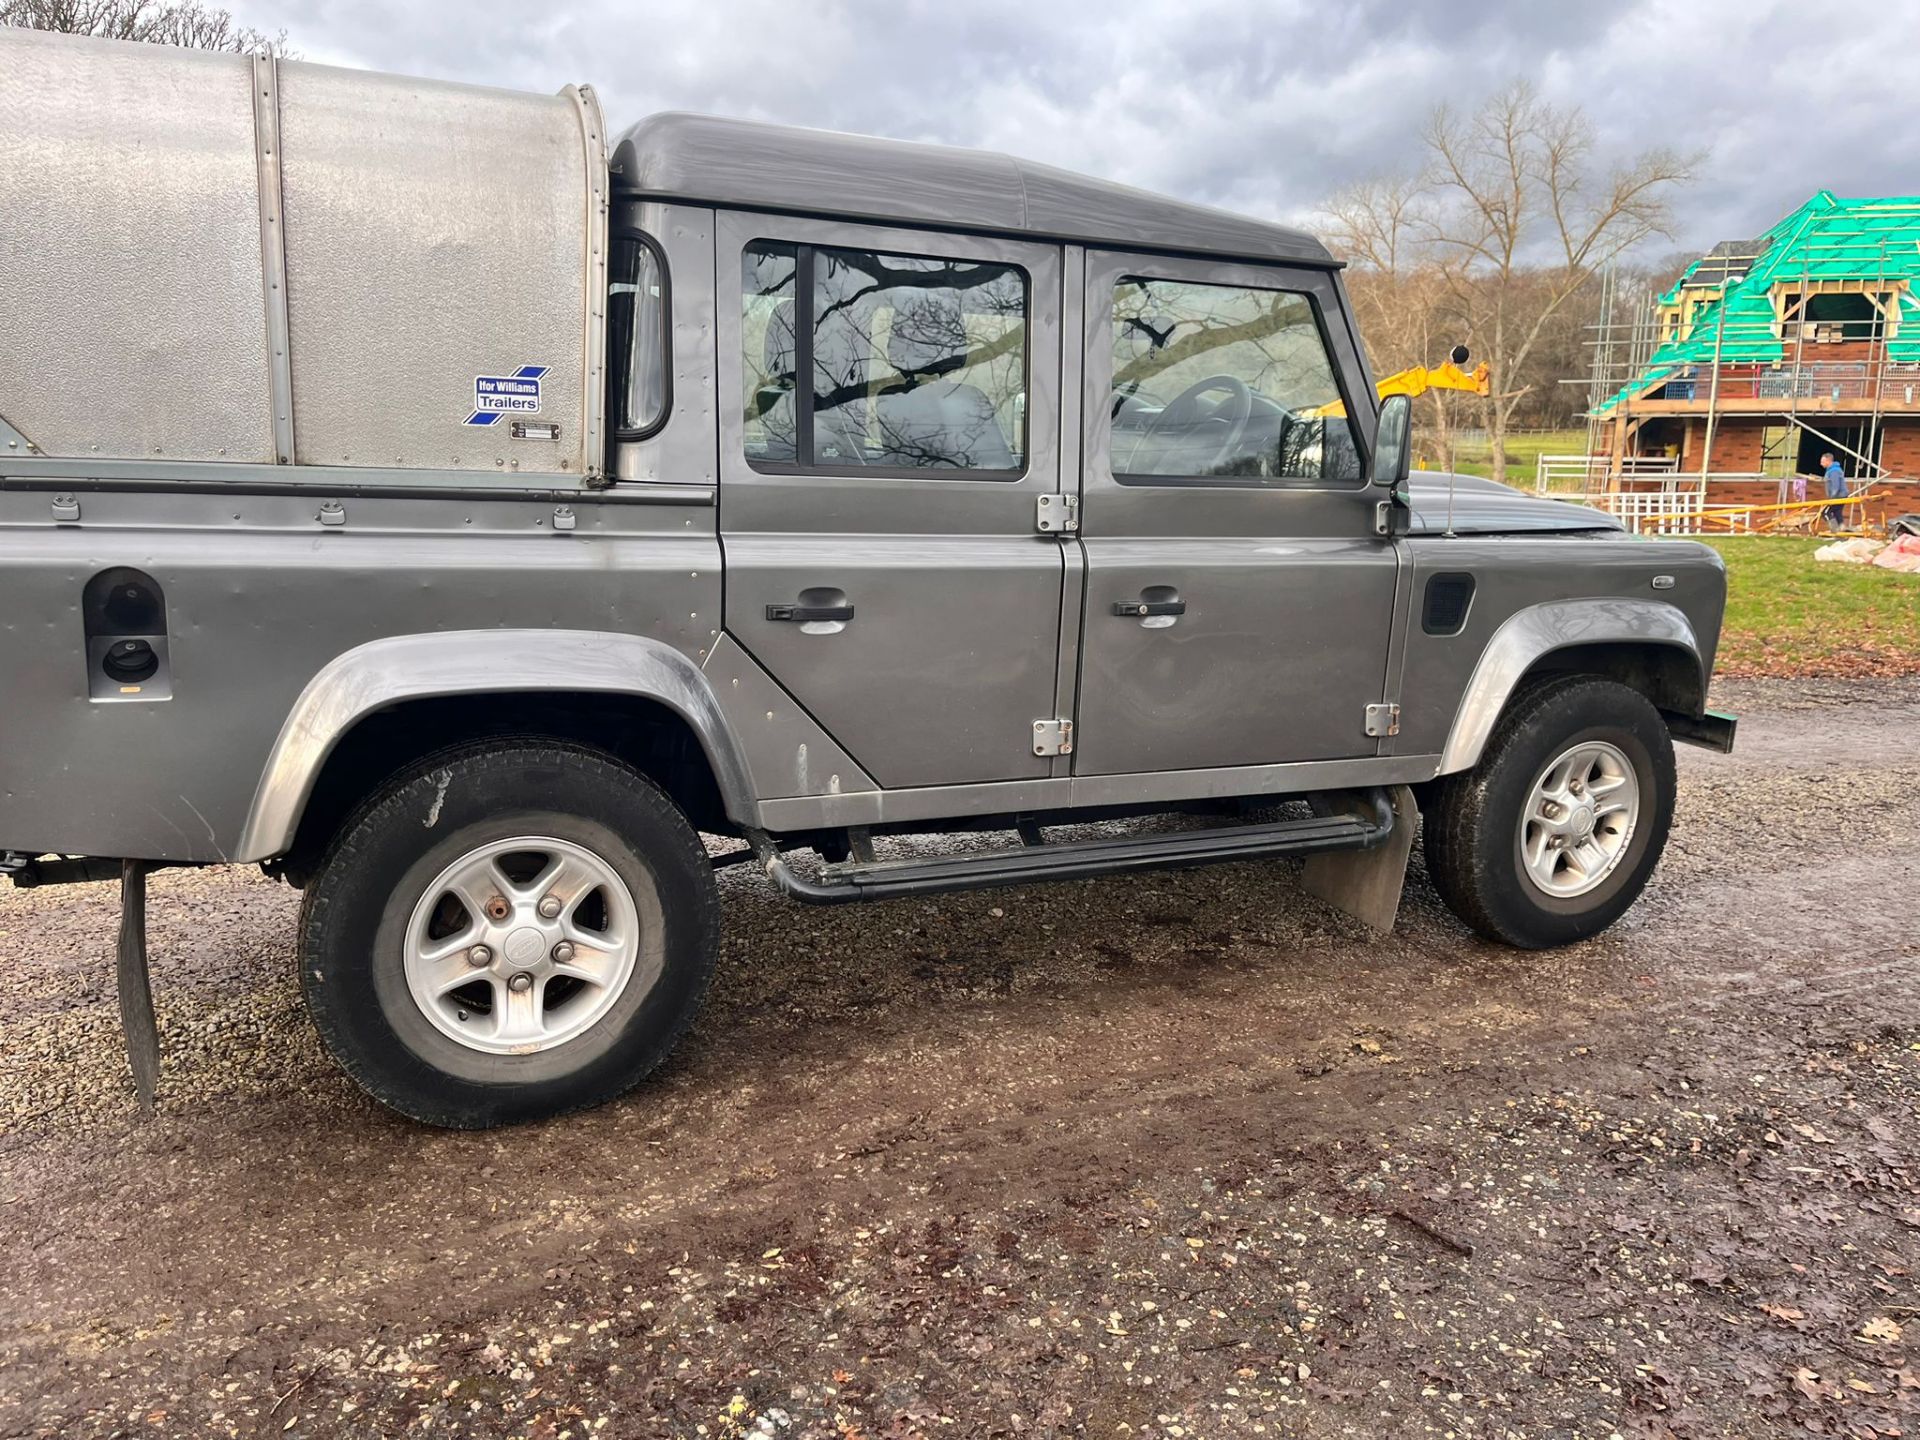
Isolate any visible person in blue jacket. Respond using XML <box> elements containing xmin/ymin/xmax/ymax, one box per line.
<box><xmin>1821</xmin><ymin>452</ymin><xmax>1849</xmax><ymax>529</ymax></box>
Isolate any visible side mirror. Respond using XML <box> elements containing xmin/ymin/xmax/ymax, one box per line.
<box><xmin>1371</xmin><ymin>393</ymin><xmax>1413</xmax><ymax>488</ymax></box>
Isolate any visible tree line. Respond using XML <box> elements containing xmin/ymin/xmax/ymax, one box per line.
<box><xmin>1</xmin><ymin>0</ymin><xmax>289</xmax><ymax>54</ymax></box>
<box><xmin>1317</xmin><ymin>83</ymin><xmax>1698</xmax><ymax>484</ymax></box>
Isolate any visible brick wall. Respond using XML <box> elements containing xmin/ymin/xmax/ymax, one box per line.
<box><xmin>1675</xmin><ymin>419</ymin><xmax>1768</xmax><ymax>473</ymax></box>
<box><xmin>1707</xmin><ymin>420</ymin><xmax>1766</xmax><ymax>473</ymax></box>
<box><xmin>1658</xmin><ymin>418</ymin><xmax>1920</xmax><ymax>483</ymax></box>
<box><xmin>1879</xmin><ymin>422</ymin><xmax>1920</xmax><ymax>479</ymax></box>
<box><xmin>1787</xmin><ymin>340</ymin><xmax>1881</xmax><ymax>365</ymax></box>
<box><xmin>1733</xmin><ymin>340</ymin><xmax>1888</xmax><ymax>369</ymax></box>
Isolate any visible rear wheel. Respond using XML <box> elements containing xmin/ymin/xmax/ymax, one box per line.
<box><xmin>1423</xmin><ymin>676</ymin><xmax>1675</xmax><ymax>948</ymax></box>
<box><xmin>299</xmin><ymin>741</ymin><xmax>719</xmax><ymax>1127</ymax></box>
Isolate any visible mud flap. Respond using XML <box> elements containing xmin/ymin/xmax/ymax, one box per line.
<box><xmin>1301</xmin><ymin>784</ymin><xmax>1417</xmax><ymax>933</ymax></box>
<box><xmin>116</xmin><ymin>860</ymin><xmax>160</xmax><ymax>1111</ymax></box>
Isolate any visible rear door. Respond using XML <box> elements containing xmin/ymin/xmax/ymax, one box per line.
<box><xmin>1072</xmin><ymin>250</ymin><xmax>1400</xmax><ymax>776</ymax></box>
<box><xmin>715</xmin><ymin>211</ymin><xmax>1066</xmax><ymax>789</ymax></box>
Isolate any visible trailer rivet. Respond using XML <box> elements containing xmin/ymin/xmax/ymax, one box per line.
<box><xmin>537</xmin><ymin>895</ymin><xmax>563</xmax><ymax>919</ymax></box>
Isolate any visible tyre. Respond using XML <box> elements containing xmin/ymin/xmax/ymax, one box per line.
<box><xmin>1423</xmin><ymin>676</ymin><xmax>1675</xmax><ymax>949</ymax></box>
<box><xmin>298</xmin><ymin>741</ymin><xmax>719</xmax><ymax>1128</ymax></box>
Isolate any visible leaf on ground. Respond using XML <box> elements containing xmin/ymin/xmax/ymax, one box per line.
<box><xmin>1761</xmin><ymin>1303</ymin><xmax>1807</xmax><ymax>1323</ymax></box>
<box><xmin>1859</xmin><ymin>1316</ymin><xmax>1904</xmax><ymax>1344</ymax></box>
<box><xmin>1791</xmin><ymin>1365</ymin><xmax>1834</xmax><ymax>1403</ymax></box>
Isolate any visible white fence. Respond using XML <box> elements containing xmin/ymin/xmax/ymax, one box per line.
<box><xmin>1566</xmin><ymin>472</ymin><xmax>1784</xmax><ymax>535</ymax></box>
<box><xmin>1525</xmin><ymin>451</ymin><xmax>1906</xmax><ymax>533</ymax></box>
<box><xmin>1580</xmin><ymin>490</ymin><xmax>1753</xmax><ymax>535</ymax></box>
<box><xmin>1534</xmin><ymin>452</ymin><xmax>1679</xmax><ymax>494</ymax></box>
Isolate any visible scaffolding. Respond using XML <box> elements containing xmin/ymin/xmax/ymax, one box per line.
<box><xmin>1567</xmin><ymin>192</ymin><xmax>1920</xmax><ymax>516</ymax></box>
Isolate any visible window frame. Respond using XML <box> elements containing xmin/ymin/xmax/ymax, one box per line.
<box><xmin>739</xmin><ymin>239</ymin><xmax>1035</xmax><ymax>483</ymax></box>
<box><xmin>1092</xmin><ymin>258</ymin><xmax>1373</xmax><ymax>493</ymax></box>
<box><xmin>607</xmin><ymin>228</ymin><xmax>673</xmax><ymax>443</ymax></box>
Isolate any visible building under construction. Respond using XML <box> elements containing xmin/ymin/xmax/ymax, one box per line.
<box><xmin>1584</xmin><ymin>191</ymin><xmax>1920</xmax><ymax>523</ymax></box>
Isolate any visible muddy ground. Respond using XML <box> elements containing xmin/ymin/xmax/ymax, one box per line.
<box><xmin>1</xmin><ymin>677</ymin><xmax>1916</xmax><ymax>1439</ymax></box>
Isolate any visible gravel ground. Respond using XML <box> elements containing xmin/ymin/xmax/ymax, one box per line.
<box><xmin>1</xmin><ymin>677</ymin><xmax>1917</xmax><ymax>1438</ymax></box>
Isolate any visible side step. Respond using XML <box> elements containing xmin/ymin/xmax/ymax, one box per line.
<box><xmin>750</xmin><ymin>788</ymin><xmax>1395</xmax><ymax>906</ymax></box>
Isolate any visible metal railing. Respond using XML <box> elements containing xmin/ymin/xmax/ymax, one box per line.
<box><xmin>1653</xmin><ymin>360</ymin><xmax>1920</xmax><ymax>403</ymax></box>
<box><xmin>1446</xmin><ymin>426</ymin><xmax>1573</xmax><ymax>448</ymax></box>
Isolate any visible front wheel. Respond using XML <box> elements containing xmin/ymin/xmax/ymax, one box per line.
<box><xmin>1423</xmin><ymin>676</ymin><xmax>1676</xmax><ymax>948</ymax></box>
<box><xmin>298</xmin><ymin>742</ymin><xmax>719</xmax><ymax>1128</ymax></box>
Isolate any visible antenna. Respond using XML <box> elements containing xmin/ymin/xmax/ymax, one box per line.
<box><xmin>1442</xmin><ymin>344</ymin><xmax>1472</xmax><ymax>536</ymax></box>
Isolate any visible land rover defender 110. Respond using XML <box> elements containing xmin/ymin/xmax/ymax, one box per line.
<box><xmin>0</xmin><ymin>29</ymin><xmax>1734</xmax><ymax>1127</ymax></box>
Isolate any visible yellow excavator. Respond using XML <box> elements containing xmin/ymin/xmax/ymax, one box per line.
<box><xmin>1308</xmin><ymin>344</ymin><xmax>1489</xmax><ymax>418</ymax></box>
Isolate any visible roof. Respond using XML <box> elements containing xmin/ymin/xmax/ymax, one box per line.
<box><xmin>1599</xmin><ymin>191</ymin><xmax>1920</xmax><ymax>414</ymax></box>
<box><xmin>1667</xmin><ymin>236</ymin><xmax>1772</xmax><ymax>295</ymax></box>
<box><xmin>610</xmin><ymin>113</ymin><xmax>1335</xmax><ymax>268</ymax></box>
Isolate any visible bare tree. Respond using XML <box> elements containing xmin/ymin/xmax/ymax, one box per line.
<box><xmin>1320</xmin><ymin>177</ymin><xmax>1472</xmax><ymax>470</ymax></box>
<box><xmin>2</xmin><ymin>0</ymin><xmax>292</xmax><ymax>54</ymax></box>
<box><xmin>1420</xmin><ymin>82</ymin><xmax>1694</xmax><ymax>483</ymax></box>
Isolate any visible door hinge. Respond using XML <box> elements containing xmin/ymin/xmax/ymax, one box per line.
<box><xmin>1032</xmin><ymin>718</ymin><xmax>1074</xmax><ymax>756</ymax></box>
<box><xmin>1364</xmin><ymin>703</ymin><xmax>1401</xmax><ymax>738</ymax></box>
<box><xmin>1035</xmin><ymin>493</ymin><xmax>1078</xmax><ymax>533</ymax></box>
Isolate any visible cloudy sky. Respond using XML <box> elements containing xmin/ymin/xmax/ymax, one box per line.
<box><xmin>227</xmin><ymin>0</ymin><xmax>1911</xmax><ymax>260</ymax></box>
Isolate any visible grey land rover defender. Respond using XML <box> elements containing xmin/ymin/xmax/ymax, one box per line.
<box><xmin>0</xmin><ymin>30</ymin><xmax>1733</xmax><ymax>1127</ymax></box>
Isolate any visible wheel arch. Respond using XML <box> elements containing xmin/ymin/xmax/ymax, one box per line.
<box><xmin>236</xmin><ymin>630</ymin><xmax>756</xmax><ymax>868</ymax></box>
<box><xmin>1438</xmin><ymin>600</ymin><xmax>1704</xmax><ymax>776</ymax></box>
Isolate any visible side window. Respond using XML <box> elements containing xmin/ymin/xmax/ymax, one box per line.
<box><xmin>740</xmin><ymin>240</ymin><xmax>1028</xmax><ymax>475</ymax></box>
<box><xmin>1109</xmin><ymin>276</ymin><xmax>1361</xmax><ymax>483</ymax></box>
<box><xmin>607</xmin><ymin>235</ymin><xmax>669</xmax><ymax>435</ymax></box>
<box><xmin>742</xmin><ymin>242</ymin><xmax>799</xmax><ymax>462</ymax></box>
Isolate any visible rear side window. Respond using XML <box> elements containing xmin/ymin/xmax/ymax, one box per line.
<box><xmin>741</xmin><ymin>240</ymin><xmax>1028</xmax><ymax>475</ymax></box>
<box><xmin>1108</xmin><ymin>277</ymin><xmax>1360</xmax><ymax>483</ymax></box>
<box><xmin>742</xmin><ymin>242</ymin><xmax>800</xmax><ymax>462</ymax></box>
<box><xmin>608</xmin><ymin>235</ymin><xmax>668</xmax><ymax>435</ymax></box>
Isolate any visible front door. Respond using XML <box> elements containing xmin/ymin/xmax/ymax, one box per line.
<box><xmin>716</xmin><ymin>212</ymin><xmax>1066</xmax><ymax>790</ymax></box>
<box><xmin>1072</xmin><ymin>250</ymin><xmax>1400</xmax><ymax>777</ymax></box>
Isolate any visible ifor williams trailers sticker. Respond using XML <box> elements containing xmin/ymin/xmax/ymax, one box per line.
<box><xmin>464</xmin><ymin>365</ymin><xmax>548</xmax><ymax>426</ymax></box>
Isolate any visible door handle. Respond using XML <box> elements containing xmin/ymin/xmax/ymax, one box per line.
<box><xmin>1112</xmin><ymin>599</ymin><xmax>1186</xmax><ymax>618</ymax></box>
<box><xmin>766</xmin><ymin>602</ymin><xmax>855</xmax><ymax>622</ymax></box>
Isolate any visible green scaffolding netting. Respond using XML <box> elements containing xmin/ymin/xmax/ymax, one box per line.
<box><xmin>1595</xmin><ymin>191</ymin><xmax>1920</xmax><ymax>415</ymax></box>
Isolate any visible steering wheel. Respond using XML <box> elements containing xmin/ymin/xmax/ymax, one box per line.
<box><xmin>1131</xmin><ymin>375</ymin><xmax>1254</xmax><ymax>474</ymax></box>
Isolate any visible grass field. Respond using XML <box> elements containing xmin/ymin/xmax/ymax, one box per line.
<box><xmin>1421</xmin><ymin>428</ymin><xmax>1587</xmax><ymax>484</ymax></box>
<box><xmin>1706</xmin><ymin>536</ymin><xmax>1920</xmax><ymax>677</ymax></box>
